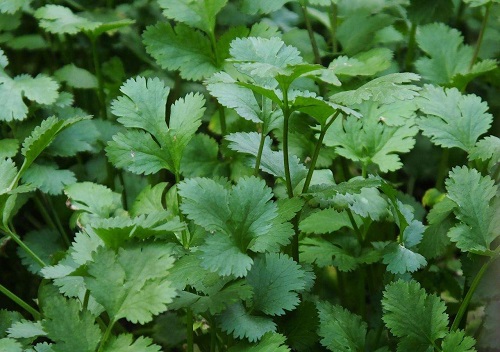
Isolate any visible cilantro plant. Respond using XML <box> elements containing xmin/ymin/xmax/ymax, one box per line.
<box><xmin>1</xmin><ymin>1</ymin><xmax>499</xmax><ymax>352</ymax></box>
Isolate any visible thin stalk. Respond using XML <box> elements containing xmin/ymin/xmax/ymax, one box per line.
<box><xmin>33</xmin><ymin>195</ymin><xmax>58</xmax><ymax>231</ymax></box>
<box><xmin>328</xmin><ymin>3</ymin><xmax>338</xmax><ymax>53</ymax></box>
<box><xmin>254</xmin><ymin>130</ymin><xmax>266</xmax><ymax>176</ymax></box>
<box><xmin>301</xmin><ymin>4</ymin><xmax>322</xmax><ymax>65</ymax></box>
<box><xmin>82</xmin><ymin>289</ymin><xmax>90</xmax><ymax>311</ymax></box>
<box><xmin>90</xmin><ymin>36</ymin><xmax>107</xmax><ymax>120</ymax></box>
<box><xmin>1</xmin><ymin>228</ymin><xmax>46</xmax><ymax>268</ymax></box>
<box><xmin>0</xmin><ymin>284</ymin><xmax>41</xmax><ymax>320</ymax></box>
<box><xmin>175</xmin><ymin>172</ymin><xmax>189</xmax><ymax>248</ymax></box>
<box><xmin>346</xmin><ymin>208</ymin><xmax>363</xmax><ymax>245</ymax></box>
<box><xmin>218</xmin><ymin>104</ymin><xmax>227</xmax><ymax>136</ymax></box>
<box><xmin>210</xmin><ymin>322</ymin><xmax>217</xmax><ymax>352</ymax></box>
<box><xmin>451</xmin><ymin>255</ymin><xmax>497</xmax><ymax>331</ymax></box>
<box><xmin>43</xmin><ymin>193</ymin><xmax>71</xmax><ymax>247</ymax></box>
<box><xmin>436</xmin><ymin>149</ymin><xmax>450</xmax><ymax>190</ymax></box>
<box><xmin>97</xmin><ymin>320</ymin><xmax>115</xmax><ymax>352</ymax></box>
<box><xmin>469</xmin><ymin>1</ymin><xmax>492</xmax><ymax>70</ymax></box>
<box><xmin>209</xmin><ymin>31</ymin><xmax>227</xmax><ymax>136</ymax></box>
<box><xmin>186</xmin><ymin>308</ymin><xmax>194</xmax><ymax>352</ymax></box>
<box><xmin>361</xmin><ymin>164</ymin><xmax>367</xmax><ymax>178</ymax></box>
<box><xmin>405</xmin><ymin>22</ymin><xmax>417</xmax><ymax>71</ymax></box>
<box><xmin>302</xmin><ymin>111</ymin><xmax>341</xmax><ymax>194</ymax></box>
<box><xmin>282</xmin><ymin>89</ymin><xmax>294</xmax><ymax>199</ymax></box>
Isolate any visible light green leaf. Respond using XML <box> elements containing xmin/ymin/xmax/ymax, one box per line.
<box><xmin>228</xmin><ymin>332</ymin><xmax>290</xmax><ymax>352</ymax></box>
<box><xmin>0</xmin><ymin>338</ymin><xmax>22</xmax><ymax>352</ymax></box>
<box><xmin>219</xmin><ymin>302</ymin><xmax>276</xmax><ymax>342</ymax></box>
<box><xmin>158</xmin><ymin>0</ymin><xmax>227</xmax><ymax>34</ymax></box>
<box><xmin>143</xmin><ymin>23</ymin><xmax>217</xmax><ymax>81</ymax></box>
<box><xmin>330</xmin><ymin>73</ymin><xmax>420</xmax><ymax>105</ymax></box>
<box><xmin>317</xmin><ymin>301</ymin><xmax>367</xmax><ymax>352</ymax></box>
<box><xmin>246</xmin><ymin>253</ymin><xmax>308</xmax><ymax>316</ymax></box>
<box><xmin>41</xmin><ymin>294</ymin><xmax>101</xmax><ymax>352</ymax></box>
<box><xmin>17</xmin><ymin>229</ymin><xmax>63</xmax><ymax>274</ymax></box>
<box><xmin>445</xmin><ymin>166</ymin><xmax>498</xmax><ymax>253</ymax></box>
<box><xmin>328</xmin><ymin>48</ymin><xmax>393</xmax><ymax>77</ymax></box>
<box><xmin>241</xmin><ymin>0</ymin><xmax>295</xmax><ymax>14</ymax></box>
<box><xmin>0</xmin><ymin>139</ymin><xmax>19</xmax><ymax>159</ymax></box>
<box><xmin>22</xmin><ymin>163</ymin><xmax>76</xmax><ymax>195</ymax></box>
<box><xmin>130</xmin><ymin>183</ymin><xmax>168</xmax><ymax>216</ymax></box>
<box><xmin>417</xmin><ymin>85</ymin><xmax>493</xmax><ymax>152</ymax></box>
<box><xmin>85</xmin><ymin>244</ymin><xmax>177</xmax><ymax>324</ymax></box>
<box><xmin>441</xmin><ymin>330</ymin><xmax>476</xmax><ymax>352</ymax></box>
<box><xmin>0</xmin><ymin>158</ymin><xmax>17</xmax><ymax>193</ymax></box>
<box><xmin>54</xmin><ymin>64</ymin><xmax>97</xmax><ymax>89</ymax></box>
<box><xmin>324</xmin><ymin>115</ymin><xmax>418</xmax><ymax>172</ymax></box>
<box><xmin>334</xmin><ymin>187</ymin><xmax>389</xmax><ymax>221</ymax></box>
<box><xmin>7</xmin><ymin>320</ymin><xmax>46</xmax><ymax>339</ymax></box>
<box><xmin>35</xmin><ymin>5</ymin><xmax>99</xmax><ymax>34</ymax></box>
<box><xmin>382</xmin><ymin>280</ymin><xmax>449</xmax><ymax>349</ymax></box>
<box><xmin>181</xmin><ymin>134</ymin><xmax>226</xmax><ymax>178</ymax></box>
<box><xmin>64</xmin><ymin>182</ymin><xmax>122</xmax><ymax>218</ymax></box>
<box><xmin>299</xmin><ymin>208</ymin><xmax>352</xmax><ymax>234</ymax></box>
<box><xmin>7</xmin><ymin>34</ymin><xmax>48</xmax><ymax>50</ymax></box>
<box><xmin>469</xmin><ymin>136</ymin><xmax>500</xmax><ymax>164</ymax></box>
<box><xmin>382</xmin><ymin>243</ymin><xmax>427</xmax><ymax>274</ymax></box>
<box><xmin>103</xmin><ymin>334</ymin><xmax>161</xmax><ymax>352</ymax></box>
<box><xmin>0</xmin><ymin>0</ymin><xmax>30</xmax><ymax>14</ymax></box>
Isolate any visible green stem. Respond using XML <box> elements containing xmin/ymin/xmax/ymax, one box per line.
<box><xmin>210</xmin><ymin>321</ymin><xmax>217</xmax><ymax>352</ymax></box>
<box><xmin>209</xmin><ymin>31</ymin><xmax>227</xmax><ymax>136</ymax></box>
<box><xmin>82</xmin><ymin>289</ymin><xmax>90</xmax><ymax>311</ymax></box>
<box><xmin>302</xmin><ymin>111</ymin><xmax>341</xmax><ymax>194</ymax></box>
<box><xmin>89</xmin><ymin>36</ymin><xmax>107</xmax><ymax>120</ymax></box>
<box><xmin>282</xmin><ymin>89</ymin><xmax>294</xmax><ymax>199</ymax></box>
<box><xmin>254</xmin><ymin>130</ymin><xmax>266</xmax><ymax>176</ymax></box>
<box><xmin>186</xmin><ymin>308</ymin><xmax>194</xmax><ymax>352</ymax></box>
<box><xmin>218</xmin><ymin>104</ymin><xmax>227</xmax><ymax>136</ymax></box>
<box><xmin>328</xmin><ymin>3</ymin><xmax>338</xmax><ymax>54</ymax></box>
<box><xmin>0</xmin><ymin>284</ymin><xmax>41</xmax><ymax>320</ymax></box>
<box><xmin>97</xmin><ymin>320</ymin><xmax>115</xmax><ymax>352</ymax></box>
<box><xmin>405</xmin><ymin>22</ymin><xmax>417</xmax><ymax>71</ymax></box>
<box><xmin>361</xmin><ymin>164</ymin><xmax>367</xmax><ymax>178</ymax></box>
<box><xmin>175</xmin><ymin>173</ymin><xmax>189</xmax><ymax>248</ymax></box>
<box><xmin>451</xmin><ymin>255</ymin><xmax>497</xmax><ymax>331</ymax></box>
<box><xmin>346</xmin><ymin>208</ymin><xmax>362</xmax><ymax>245</ymax></box>
<box><xmin>1</xmin><ymin>228</ymin><xmax>46</xmax><ymax>268</ymax></box>
<box><xmin>469</xmin><ymin>1</ymin><xmax>492</xmax><ymax>70</ymax></box>
<box><xmin>301</xmin><ymin>4</ymin><xmax>321</xmax><ymax>65</ymax></box>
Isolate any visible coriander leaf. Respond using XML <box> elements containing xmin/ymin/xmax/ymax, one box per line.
<box><xmin>219</xmin><ymin>302</ymin><xmax>276</xmax><ymax>342</ymax></box>
<box><xmin>228</xmin><ymin>332</ymin><xmax>290</xmax><ymax>352</ymax></box>
<box><xmin>299</xmin><ymin>208</ymin><xmax>352</xmax><ymax>234</ymax></box>
<box><xmin>103</xmin><ymin>334</ymin><xmax>161</xmax><ymax>352</ymax></box>
<box><xmin>226</xmin><ymin>132</ymin><xmax>307</xmax><ymax>188</ymax></box>
<box><xmin>246</xmin><ymin>253</ymin><xmax>308</xmax><ymax>316</ymax></box>
<box><xmin>323</xmin><ymin>115</ymin><xmax>418</xmax><ymax>172</ymax></box>
<box><xmin>130</xmin><ymin>183</ymin><xmax>168</xmax><ymax>216</ymax></box>
<box><xmin>17</xmin><ymin>229</ymin><xmax>63</xmax><ymax>274</ymax></box>
<box><xmin>0</xmin><ymin>158</ymin><xmax>17</xmax><ymax>192</ymax></box>
<box><xmin>111</xmin><ymin>76</ymin><xmax>170</xmax><ymax>141</ymax></box>
<box><xmin>64</xmin><ymin>182</ymin><xmax>122</xmax><ymax>218</ymax></box>
<box><xmin>441</xmin><ymin>330</ymin><xmax>476</xmax><ymax>352</ymax></box>
<box><xmin>382</xmin><ymin>280</ymin><xmax>449</xmax><ymax>349</ymax></box>
<box><xmin>382</xmin><ymin>243</ymin><xmax>427</xmax><ymax>274</ymax></box>
<box><xmin>334</xmin><ymin>187</ymin><xmax>389</xmax><ymax>221</ymax></box>
<box><xmin>330</xmin><ymin>73</ymin><xmax>420</xmax><ymax>105</ymax></box>
<box><xmin>317</xmin><ymin>301</ymin><xmax>367</xmax><ymax>352</ymax></box>
<box><xmin>241</xmin><ymin>0</ymin><xmax>294</xmax><ymax>14</ymax></box>
<box><xmin>35</xmin><ymin>5</ymin><xmax>99</xmax><ymax>34</ymax></box>
<box><xmin>22</xmin><ymin>163</ymin><xmax>76</xmax><ymax>195</ymax></box>
<box><xmin>0</xmin><ymin>0</ymin><xmax>30</xmax><ymax>14</ymax></box>
<box><xmin>328</xmin><ymin>48</ymin><xmax>393</xmax><ymax>77</ymax></box>
<box><xmin>181</xmin><ymin>134</ymin><xmax>226</xmax><ymax>178</ymax></box>
<box><xmin>143</xmin><ymin>23</ymin><xmax>217</xmax><ymax>81</ymax></box>
<box><xmin>199</xmin><ymin>232</ymin><xmax>254</xmax><ymax>277</ymax></box>
<box><xmin>85</xmin><ymin>244</ymin><xmax>177</xmax><ymax>324</ymax></box>
<box><xmin>0</xmin><ymin>310</ymin><xmax>23</xmax><ymax>338</ymax></box>
<box><xmin>407</xmin><ymin>0</ymin><xmax>454</xmax><ymax>24</ymax></box>
<box><xmin>0</xmin><ymin>338</ymin><xmax>22</xmax><ymax>351</ymax></box>
<box><xmin>445</xmin><ymin>166</ymin><xmax>498</xmax><ymax>253</ymax></box>
<box><xmin>0</xmin><ymin>139</ymin><xmax>18</xmax><ymax>158</ymax></box>
<box><xmin>41</xmin><ymin>294</ymin><xmax>101</xmax><ymax>352</ymax></box>
<box><xmin>7</xmin><ymin>320</ymin><xmax>46</xmax><ymax>339</ymax></box>
<box><xmin>158</xmin><ymin>0</ymin><xmax>227</xmax><ymax>34</ymax></box>
<box><xmin>469</xmin><ymin>136</ymin><xmax>500</xmax><ymax>165</ymax></box>
<box><xmin>106</xmin><ymin>130</ymin><xmax>172</xmax><ymax>175</ymax></box>
<box><xmin>54</xmin><ymin>64</ymin><xmax>97</xmax><ymax>89</ymax></box>
<box><xmin>417</xmin><ymin>85</ymin><xmax>493</xmax><ymax>152</ymax></box>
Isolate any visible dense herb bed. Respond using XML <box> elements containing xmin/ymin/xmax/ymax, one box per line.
<box><xmin>0</xmin><ymin>1</ymin><xmax>499</xmax><ymax>351</ymax></box>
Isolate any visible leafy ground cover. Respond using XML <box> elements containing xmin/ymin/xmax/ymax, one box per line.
<box><xmin>0</xmin><ymin>0</ymin><xmax>499</xmax><ymax>351</ymax></box>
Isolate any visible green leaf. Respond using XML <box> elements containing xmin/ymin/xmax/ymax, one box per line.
<box><xmin>54</xmin><ymin>64</ymin><xmax>97</xmax><ymax>89</ymax></box>
<box><xmin>41</xmin><ymin>294</ymin><xmax>101</xmax><ymax>352</ymax></box>
<box><xmin>415</xmin><ymin>23</ymin><xmax>496</xmax><ymax>86</ymax></box>
<box><xmin>158</xmin><ymin>0</ymin><xmax>227</xmax><ymax>34</ymax></box>
<box><xmin>34</xmin><ymin>5</ymin><xmax>99</xmax><ymax>34</ymax></box>
<box><xmin>323</xmin><ymin>115</ymin><xmax>418</xmax><ymax>172</ymax></box>
<box><xmin>241</xmin><ymin>0</ymin><xmax>295</xmax><ymax>14</ymax></box>
<box><xmin>143</xmin><ymin>23</ymin><xmax>217</xmax><ymax>80</ymax></box>
<box><xmin>64</xmin><ymin>182</ymin><xmax>122</xmax><ymax>218</ymax></box>
<box><xmin>334</xmin><ymin>187</ymin><xmax>389</xmax><ymax>221</ymax></box>
<box><xmin>299</xmin><ymin>208</ymin><xmax>352</xmax><ymax>234</ymax></box>
<box><xmin>111</xmin><ymin>76</ymin><xmax>170</xmax><ymax>141</ymax></box>
<box><xmin>382</xmin><ymin>280</ymin><xmax>449</xmax><ymax>349</ymax></box>
<box><xmin>7</xmin><ymin>320</ymin><xmax>46</xmax><ymax>338</ymax></box>
<box><xmin>226</xmin><ymin>132</ymin><xmax>307</xmax><ymax>188</ymax></box>
<box><xmin>85</xmin><ymin>244</ymin><xmax>177</xmax><ymax>324</ymax></box>
<box><xmin>445</xmin><ymin>166</ymin><xmax>498</xmax><ymax>253</ymax></box>
<box><xmin>130</xmin><ymin>183</ymin><xmax>168</xmax><ymax>216</ymax></box>
<box><xmin>181</xmin><ymin>134</ymin><xmax>226</xmax><ymax>178</ymax></box>
<box><xmin>417</xmin><ymin>85</ymin><xmax>493</xmax><ymax>152</ymax></box>
<box><xmin>328</xmin><ymin>48</ymin><xmax>393</xmax><ymax>76</ymax></box>
<box><xmin>0</xmin><ymin>0</ymin><xmax>30</xmax><ymax>14</ymax></box>
<box><xmin>469</xmin><ymin>136</ymin><xmax>500</xmax><ymax>164</ymax></box>
<box><xmin>0</xmin><ymin>158</ymin><xmax>17</xmax><ymax>193</ymax></box>
<box><xmin>0</xmin><ymin>139</ymin><xmax>19</xmax><ymax>159</ymax></box>
<box><xmin>0</xmin><ymin>310</ymin><xmax>23</xmax><ymax>338</ymax></box>
<box><xmin>219</xmin><ymin>302</ymin><xmax>276</xmax><ymax>342</ymax></box>
<box><xmin>407</xmin><ymin>0</ymin><xmax>454</xmax><ymax>24</ymax></box>
<box><xmin>382</xmin><ymin>243</ymin><xmax>427</xmax><ymax>274</ymax></box>
<box><xmin>441</xmin><ymin>330</ymin><xmax>476</xmax><ymax>352</ymax></box>
<box><xmin>22</xmin><ymin>163</ymin><xmax>76</xmax><ymax>195</ymax></box>
<box><xmin>103</xmin><ymin>334</ymin><xmax>161</xmax><ymax>352</ymax></box>
<box><xmin>330</xmin><ymin>73</ymin><xmax>420</xmax><ymax>105</ymax></box>
<box><xmin>0</xmin><ymin>338</ymin><xmax>22</xmax><ymax>352</ymax></box>
<box><xmin>317</xmin><ymin>301</ymin><xmax>367</xmax><ymax>352</ymax></box>
<box><xmin>246</xmin><ymin>253</ymin><xmax>308</xmax><ymax>316</ymax></box>
<box><xmin>17</xmin><ymin>229</ymin><xmax>63</xmax><ymax>274</ymax></box>
<box><xmin>227</xmin><ymin>332</ymin><xmax>291</xmax><ymax>351</ymax></box>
